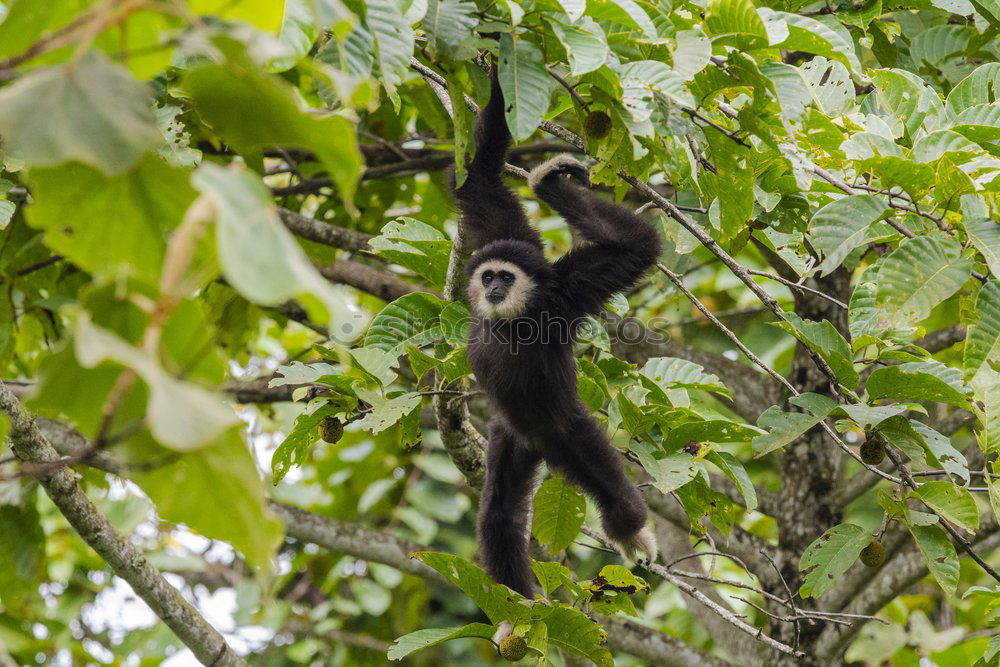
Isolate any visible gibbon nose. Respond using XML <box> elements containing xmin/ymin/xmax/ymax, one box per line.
<box><xmin>486</xmin><ymin>286</ymin><xmax>508</xmax><ymax>304</ymax></box>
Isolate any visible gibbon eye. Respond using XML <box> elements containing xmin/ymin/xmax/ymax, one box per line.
<box><xmin>498</xmin><ymin>271</ymin><xmax>515</xmax><ymax>284</ymax></box>
<box><xmin>481</xmin><ymin>270</ymin><xmax>495</xmax><ymax>286</ymax></box>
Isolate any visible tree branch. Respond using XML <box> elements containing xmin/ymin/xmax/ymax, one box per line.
<box><xmin>277</xmin><ymin>207</ymin><xmax>373</xmax><ymax>251</ymax></box>
<box><xmin>0</xmin><ymin>382</ymin><xmax>247</xmax><ymax>667</ymax></box>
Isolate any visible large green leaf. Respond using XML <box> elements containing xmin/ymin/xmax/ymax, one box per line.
<box><xmin>870</xmin><ymin>68</ymin><xmax>943</xmax><ymax>139</ymax></box>
<box><xmin>194</xmin><ymin>164</ymin><xmax>366</xmax><ymax>340</ymax></box>
<box><xmin>532</xmin><ymin>475</ymin><xmax>587</xmax><ymax>554</ymax></box>
<box><xmin>866</xmin><ymin>361</ymin><xmax>971</xmax><ymax>408</ymax></box>
<box><xmin>367</xmin><ymin>218</ymin><xmax>451</xmax><ymax>289</ymax></box>
<box><xmin>620</xmin><ymin>60</ymin><xmax>696</xmax><ymax>122</ymax></box>
<box><xmin>908</xmin><ymin>522</ymin><xmax>960</xmax><ymax>595</ymax></box>
<box><xmin>913</xmin><ymin>481</ymin><xmax>979</xmax><ymax>532</ymax></box>
<box><xmin>422</xmin><ymin>0</ymin><xmax>478</xmax><ymax>60</ymax></box>
<box><xmin>672</xmin><ymin>28</ymin><xmax>712</xmax><ymax>81</ymax></box>
<box><xmin>809</xmin><ymin>195</ymin><xmax>890</xmax><ymax>275</ymax></box>
<box><xmin>499</xmin><ymin>34</ymin><xmax>551</xmax><ymax>141</ymax></box>
<box><xmin>707</xmin><ymin>450</ymin><xmax>758</xmax><ymax>511</ymax></box>
<box><xmin>127</xmin><ymin>429</ymin><xmax>283</xmax><ymax>571</ymax></box>
<box><xmin>0</xmin><ymin>52</ymin><xmax>159</xmax><ymax>174</ymax></box>
<box><xmin>641</xmin><ymin>357</ymin><xmax>733</xmax><ymax>400</ymax></box>
<box><xmin>799</xmin><ymin>523</ymin><xmax>871</xmax><ymax>598</ymax></box>
<box><xmin>0</xmin><ymin>502</ymin><xmax>45</xmax><ymax>612</ymax></box>
<box><xmin>966</xmin><ymin>281</ymin><xmax>1000</xmax><ymax>380</ymax></box>
<box><xmin>874</xmin><ymin>236</ymin><xmax>972</xmax><ymax>334</ymax></box>
<box><xmin>946</xmin><ymin>63</ymin><xmax>1000</xmax><ymax>115</ymax></box>
<box><xmin>973</xmin><ymin>367</ymin><xmax>1000</xmax><ymax>455</ymax></box>
<box><xmin>183</xmin><ymin>59</ymin><xmax>361</xmax><ymax>203</ymax></box>
<box><xmin>388</xmin><ymin>624</ymin><xmax>496</xmax><ymax>661</ymax></box>
<box><xmin>73</xmin><ymin>312</ymin><xmax>240</xmax><ymax>451</ymax></box>
<box><xmin>24</xmin><ymin>156</ymin><xmax>195</xmax><ymax>284</ymax></box>
<box><xmin>759</xmin><ymin>10</ymin><xmax>862</xmax><ymax>74</ymax></box>
<box><xmin>363</xmin><ymin>0</ymin><xmax>414</xmax><ymax>104</ymax></box>
<box><xmin>752</xmin><ymin>393</ymin><xmax>838</xmax><ymax>456</ymax></box>
<box><xmin>363</xmin><ymin>292</ymin><xmax>447</xmax><ymax>356</ymax></box>
<box><xmin>773</xmin><ymin>312</ymin><xmax>859</xmax><ymax>390</ymax></box>
<box><xmin>549</xmin><ymin>17</ymin><xmax>609</xmax><ymax>76</ymax></box>
<box><xmin>705</xmin><ymin>0</ymin><xmax>769</xmax><ymax>49</ymax></box>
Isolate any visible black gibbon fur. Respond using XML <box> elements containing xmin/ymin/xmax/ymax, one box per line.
<box><xmin>455</xmin><ymin>72</ymin><xmax>662</xmax><ymax>596</ymax></box>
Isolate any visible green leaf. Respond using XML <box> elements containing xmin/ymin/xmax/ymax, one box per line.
<box><xmin>354</xmin><ymin>391</ymin><xmax>422</xmax><ymax>435</ymax></box>
<box><xmin>0</xmin><ymin>52</ymin><xmax>159</xmax><ymax>174</ymax></box>
<box><xmin>773</xmin><ymin>312</ymin><xmax>859</xmax><ymax>390</ymax></box>
<box><xmin>799</xmin><ymin>523</ymin><xmax>871</xmax><ymax>598</ymax></box>
<box><xmin>0</xmin><ymin>502</ymin><xmax>45</xmax><ymax>612</ymax></box>
<box><xmin>874</xmin><ymin>236</ymin><xmax>972</xmax><ymax>335</ymax></box>
<box><xmin>970</xmin><ymin>0</ymin><xmax>1000</xmax><ymax>28</ymax></box>
<box><xmin>707</xmin><ymin>450</ymin><xmax>758</xmax><ymax>511</ymax></box>
<box><xmin>946</xmin><ymin>63</ymin><xmax>1000</xmax><ymax>115</ymax></box>
<box><xmin>951</xmin><ymin>104</ymin><xmax>1000</xmax><ymax>144</ymax></box>
<box><xmin>388</xmin><ymin>623</ymin><xmax>495</xmax><ymax>660</ymax></box>
<box><xmin>866</xmin><ymin>361</ymin><xmax>971</xmax><ymax>408</ymax></box>
<box><xmin>597</xmin><ymin>0</ymin><xmax>656</xmax><ymax>39</ymax></box>
<box><xmin>965</xmin><ymin>216</ymin><xmax>1000</xmax><ymax>280</ymax></box>
<box><xmin>908</xmin><ymin>522</ymin><xmax>960</xmax><ymax>595</ymax></box>
<box><xmin>839</xmin><ymin>403</ymin><xmax>908</xmax><ymax>429</ymax></box>
<box><xmin>367</xmin><ymin>218</ymin><xmax>451</xmax><ymax>289</ymax></box>
<box><xmin>127</xmin><ymin>429</ymin><xmax>283</xmax><ymax>571</ymax></box>
<box><xmin>499</xmin><ymin>34</ymin><xmax>550</xmax><ymax>142</ymax></box>
<box><xmin>363</xmin><ymin>292</ymin><xmax>446</xmax><ymax>357</ymax></box>
<box><xmin>967</xmin><ymin>281</ymin><xmax>1000</xmax><ymax>382</ymax></box>
<box><xmin>271</xmin><ymin>403</ymin><xmax>338</xmax><ymax>483</ymax></box>
<box><xmin>620</xmin><ymin>60</ymin><xmax>696</xmax><ymax>121</ymax></box>
<box><xmin>752</xmin><ymin>393</ymin><xmax>838</xmax><ymax>456</ymax></box>
<box><xmin>705</xmin><ymin>0</ymin><xmax>768</xmax><ymax>50</ymax></box>
<box><xmin>973</xmin><ymin>367</ymin><xmax>1000</xmax><ymax>455</ymax></box>
<box><xmin>759</xmin><ymin>10</ymin><xmax>862</xmax><ymax>74</ymax></box>
<box><xmin>532</xmin><ymin>475</ymin><xmax>587</xmax><ymax>554</ymax></box>
<box><xmin>550</xmin><ymin>17</ymin><xmax>608</xmax><ymax>77</ymax></box>
<box><xmin>912</xmin><ymin>129</ymin><xmax>981</xmax><ymax>163</ymax></box>
<box><xmin>641</xmin><ymin>357</ymin><xmax>733</xmax><ymax>399</ymax></box>
<box><xmin>671</xmin><ymin>28</ymin><xmax>712</xmax><ymax>81</ymax></box>
<box><xmin>809</xmin><ymin>195</ymin><xmax>890</xmax><ymax>275</ymax></box>
<box><xmin>870</xmin><ymin>68</ymin><xmax>943</xmax><ymax>140</ymax></box>
<box><xmin>24</xmin><ymin>156</ymin><xmax>195</xmax><ymax>284</ymax></box>
<box><xmin>913</xmin><ymin>481</ymin><xmax>979</xmax><ymax>532</ymax></box>
<box><xmin>193</xmin><ymin>163</ymin><xmax>365</xmax><ymax>339</ymax></box>
<box><xmin>530</xmin><ymin>560</ymin><xmax>578</xmax><ymax>596</ymax></box>
<box><xmin>183</xmin><ymin>59</ymin><xmax>361</xmax><ymax>203</ymax></box>
<box><xmin>73</xmin><ymin>312</ymin><xmax>240</xmax><ymax>451</ymax></box>
<box><xmin>411</xmin><ymin>551</ymin><xmax>532</xmax><ymax>621</ymax></box>
<box><xmin>423</xmin><ymin>0</ymin><xmax>478</xmax><ymax>60</ymax></box>
<box><xmin>364</xmin><ymin>0</ymin><xmax>414</xmax><ymax>104</ymax></box>
<box><xmin>849</xmin><ymin>266</ymin><xmax>883</xmax><ymax>340</ymax></box>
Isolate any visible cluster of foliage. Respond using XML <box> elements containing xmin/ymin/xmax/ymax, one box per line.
<box><xmin>2</xmin><ymin>0</ymin><xmax>1000</xmax><ymax>664</ymax></box>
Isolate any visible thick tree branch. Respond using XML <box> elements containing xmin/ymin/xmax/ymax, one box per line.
<box><xmin>0</xmin><ymin>382</ymin><xmax>246</xmax><ymax>667</ymax></box>
<box><xmin>318</xmin><ymin>258</ymin><xmax>424</xmax><ymax>301</ymax></box>
<box><xmin>277</xmin><ymin>208</ymin><xmax>373</xmax><ymax>251</ymax></box>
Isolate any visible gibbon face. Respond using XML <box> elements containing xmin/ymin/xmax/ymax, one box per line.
<box><xmin>468</xmin><ymin>259</ymin><xmax>536</xmax><ymax>319</ymax></box>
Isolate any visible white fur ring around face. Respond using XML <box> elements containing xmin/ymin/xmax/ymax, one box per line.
<box><xmin>608</xmin><ymin>526</ymin><xmax>658</xmax><ymax>565</ymax></box>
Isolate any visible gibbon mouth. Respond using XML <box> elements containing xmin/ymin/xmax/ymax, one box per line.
<box><xmin>486</xmin><ymin>291</ymin><xmax>507</xmax><ymax>304</ymax></box>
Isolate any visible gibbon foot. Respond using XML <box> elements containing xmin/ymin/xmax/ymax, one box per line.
<box><xmin>607</xmin><ymin>526</ymin><xmax>658</xmax><ymax>565</ymax></box>
<box><xmin>528</xmin><ymin>154</ymin><xmax>590</xmax><ymax>189</ymax></box>
<box><xmin>492</xmin><ymin>620</ymin><xmax>513</xmax><ymax>644</ymax></box>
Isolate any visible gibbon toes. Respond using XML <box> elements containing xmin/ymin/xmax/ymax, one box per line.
<box><xmin>608</xmin><ymin>526</ymin><xmax>658</xmax><ymax>565</ymax></box>
<box><xmin>528</xmin><ymin>153</ymin><xmax>590</xmax><ymax>189</ymax></box>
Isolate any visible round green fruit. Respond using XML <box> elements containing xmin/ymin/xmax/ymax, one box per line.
<box><xmin>319</xmin><ymin>416</ymin><xmax>344</xmax><ymax>444</ymax></box>
<box><xmin>584</xmin><ymin>111</ymin><xmax>612</xmax><ymax>139</ymax></box>
<box><xmin>859</xmin><ymin>540</ymin><xmax>886</xmax><ymax>568</ymax></box>
<box><xmin>499</xmin><ymin>635</ymin><xmax>528</xmax><ymax>662</ymax></box>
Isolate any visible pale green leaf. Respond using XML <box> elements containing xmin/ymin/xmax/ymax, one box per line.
<box><xmin>363</xmin><ymin>292</ymin><xmax>446</xmax><ymax>357</ymax></box>
<box><xmin>800</xmin><ymin>523</ymin><xmax>871</xmax><ymax>598</ymax></box>
<box><xmin>965</xmin><ymin>280</ymin><xmax>1000</xmax><ymax>380</ymax></box>
<box><xmin>0</xmin><ymin>52</ymin><xmax>159</xmax><ymax>174</ymax></box>
<box><xmin>866</xmin><ymin>361</ymin><xmax>971</xmax><ymax>408</ymax></box>
<box><xmin>874</xmin><ymin>236</ymin><xmax>972</xmax><ymax>334</ymax></box>
<box><xmin>367</xmin><ymin>218</ymin><xmax>451</xmax><ymax>289</ymax></box>
<box><xmin>423</xmin><ymin>0</ymin><xmax>478</xmax><ymax>60</ymax></box>
<box><xmin>550</xmin><ymin>17</ymin><xmax>609</xmax><ymax>77</ymax></box>
<box><xmin>532</xmin><ymin>476</ymin><xmax>587</xmax><ymax>554</ymax></box>
<box><xmin>193</xmin><ymin>163</ymin><xmax>366</xmax><ymax>340</ymax></box>
<box><xmin>388</xmin><ymin>624</ymin><xmax>495</xmax><ymax>660</ymax></box>
<box><xmin>908</xmin><ymin>522</ymin><xmax>960</xmax><ymax>595</ymax></box>
<box><xmin>809</xmin><ymin>195</ymin><xmax>890</xmax><ymax>275</ymax></box>
<box><xmin>913</xmin><ymin>481</ymin><xmax>979</xmax><ymax>532</ymax></box>
<box><xmin>706</xmin><ymin>0</ymin><xmax>769</xmax><ymax>49</ymax></box>
<box><xmin>73</xmin><ymin>313</ymin><xmax>239</xmax><ymax>451</ymax></box>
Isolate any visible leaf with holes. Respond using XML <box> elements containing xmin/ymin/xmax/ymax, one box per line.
<box><xmin>913</xmin><ymin>481</ymin><xmax>979</xmax><ymax>532</ymax></box>
<box><xmin>499</xmin><ymin>34</ymin><xmax>551</xmax><ymax>141</ymax></box>
<box><xmin>908</xmin><ymin>522</ymin><xmax>960</xmax><ymax>595</ymax></box>
<box><xmin>866</xmin><ymin>361</ymin><xmax>971</xmax><ymax>408</ymax></box>
<box><xmin>800</xmin><ymin>523</ymin><xmax>871</xmax><ymax>598</ymax></box>
<box><xmin>809</xmin><ymin>195</ymin><xmax>890</xmax><ymax>275</ymax></box>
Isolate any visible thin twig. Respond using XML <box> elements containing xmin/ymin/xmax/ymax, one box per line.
<box><xmin>747</xmin><ymin>269</ymin><xmax>848</xmax><ymax>310</ymax></box>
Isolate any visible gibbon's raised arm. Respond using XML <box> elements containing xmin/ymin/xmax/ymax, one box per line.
<box><xmin>530</xmin><ymin>155</ymin><xmax>661</xmax><ymax>317</ymax></box>
<box><xmin>454</xmin><ymin>71</ymin><xmax>542</xmax><ymax>251</ymax></box>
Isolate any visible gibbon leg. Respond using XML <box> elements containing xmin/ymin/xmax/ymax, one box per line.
<box><xmin>545</xmin><ymin>416</ymin><xmax>657</xmax><ymax>563</ymax></box>
<box><xmin>477</xmin><ymin>420</ymin><xmax>541</xmax><ymax>596</ymax></box>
